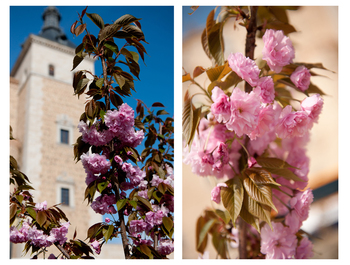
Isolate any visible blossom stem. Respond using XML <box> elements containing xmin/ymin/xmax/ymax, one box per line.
<box><xmin>238</xmin><ymin>217</ymin><xmax>247</xmax><ymax>258</ymax></box>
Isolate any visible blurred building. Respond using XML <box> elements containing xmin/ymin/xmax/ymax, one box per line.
<box><xmin>182</xmin><ymin>6</ymin><xmax>338</xmax><ymax>259</ymax></box>
<box><xmin>10</xmin><ymin>6</ymin><xmax>125</xmax><ymax>259</ymax></box>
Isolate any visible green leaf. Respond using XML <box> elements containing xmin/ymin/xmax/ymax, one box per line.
<box><xmin>197</xmin><ymin>219</ymin><xmax>216</xmax><ymax>249</ymax></box>
<box><xmin>113</xmin><ymin>73</ymin><xmax>126</xmax><ymax>88</ymax></box>
<box><xmin>97</xmin><ymin>182</ymin><xmax>108</xmax><ymax>193</ymax></box>
<box><xmin>26</xmin><ymin>207</ymin><xmax>37</xmax><ymax>219</ymax></box>
<box><xmin>129</xmin><ymin>200</ymin><xmax>137</xmax><ymax>209</ymax></box>
<box><xmin>104</xmin><ymin>41</ymin><xmax>119</xmax><ymax>54</ymax></box>
<box><xmin>87</xmin><ymin>13</ymin><xmax>105</xmax><ymax>29</ymax></box>
<box><xmin>207</xmin><ymin>71</ymin><xmax>242</xmax><ymax>95</ymax></box>
<box><xmin>221</xmin><ymin>177</ymin><xmax>244</xmax><ymax>226</ymax></box>
<box><xmin>245</xmin><ymin>168</ymin><xmax>280</xmax><ymax>187</ymax></box>
<box><xmin>95</xmin><ymin>78</ymin><xmax>104</xmax><ymax>89</ymax></box>
<box><xmin>116</xmin><ymin>199</ymin><xmax>127</xmax><ymax>211</ymax></box>
<box><xmin>102</xmin><ymin>225</ymin><xmax>114</xmax><ymax>242</ymax></box>
<box><xmin>87</xmin><ymin>222</ymin><xmax>103</xmax><ymax>239</ymax></box>
<box><xmin>243</xmin><ymin>176</ymin><xmax>277</xmax><ymax>212</ymax></box>
<box><xmin>207</xmin><ymin>22</ymin><xmax>225</xmax><ymax>66</ymax></box>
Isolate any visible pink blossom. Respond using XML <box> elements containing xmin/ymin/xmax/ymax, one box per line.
<box><xmin>260</xmin><ymin>222</ymin><xmax>297</xmax><ymax>259</ymax></box>
<box><xmin>290</xmin><ymin>189</ymin><xmax>313</xmax><ymax>222</ymax></box>
<box><xmin>10</xmin><ymin>226</ymin><xmax>27</xmax><ymax>243</ymax></box>
<box><xmin>249</xmin><ymin>104</ymin><xmax>278</xmax><ymax>140</ymax></box>
<box><xmin>211</xmin><ymin>86</ymin><xmax>231</xmax><ymax>123</ymax></box>
<box><xmin>290</xmin><ymin>66</ymin><xmax>311</xmax><ymax>91</ymax></box>
<box><xmin>122</xmin><ymin>162</ymin><xmax>146</xmax><ymax>187</ymax></box>
<box><xmin>34</xmin><ymin>201</ymin><xmax>47</xmax><ymax>211</ymax></box>
<box><xmin>91</xmin><ymin>194</ymin><xmax>117</xmax><ymax>215</ymax></box>
<box><xmin>301</xmin><ymin>94</ymin><xmax>324</xmax><ymax>124</ymax></box>
<box><xmin>295</xmin><ymin>237</ymin><xmax>314</xmax><ymax>259</ymax></box>
<box><xmin>91</xmin><ymin>240</ymin><xmax>101</xmax><ymax>254</ymax></box>
<box><xmin>276</xmin><ymin>105</ymin><xmax>310</xmax><ymax>139</ymax></box>
<box><xmin>150</xmin><ymin>174</ymin><xmax>164</xmax><ymax>187</ymax></box>
<box><xmin>105</xmin><ymin>103</ymin><xmax>135</xmax><ymax>133</ymax></box>
<box><xmin>262</xmin><ymin>29</ymin><xmax>295</xmax><ymax>73</ymax></box>
<box><xmin>145</xmin><ymin>210</ymin><xmax>164</xmax><ymax>227</ymax></box>
<box><xmin>78</xmin><ymin>120</ymin><xmax>112</xmax><ymax>146</ymax></box>
<box><xmin>248</xmin><ymin>130</ymin><xmax>276</xmax><ymax>156</ymax></box>
<box><xmin>248</xmin><ymin>157</ymin><xmax>257</xmax><ymax>168</ymax></box>
<box><xmin>105</xmin><ymin>218</ymin><xmax>111</xmax><ymax>223</ymax></box>
<box><xmin>138</xmin><ymin>190</ymin><xmax>149</xmax><ymax>199</ymax></box>
<box><xmin>211</xmin><ymin>183</ymin><xmax>228</xmax><ymax>204</ymax></box>
<box><xmin>81</xmin><ymin>153</ymin><xmax>111</xmax><ymax>175</ymax></box>
<box><xmin>255</xmin><ymin>76</ymin><xmax>275</xmax><ymax>103</ymax></box>
<box><xmin>228</xmin><ymin>52</ymin><xmax>260</xmax><ymax>87</ymax></box>
<box><xmin>114</xmin><ymin>155</ymin><xmax>123</xmax><ymax>166</ymax></box>
<box><xmin>129</xmin><ymin>220</ymin><xmax>149</xmax><ymax>235</ymax></box>
<box><xmin>27</xmin><ymin>225</ymin><xmax>53</xmax><ymax>248</ymax></box>
<box><xmin>226</xmin><ymin>87</ymin><xmax>261</xmax><ymax>137</ymax></box>
<box><xmin>157</xmin><ymin>239</ymin><xmax>174</xmax><ymax>255</ymax></box>
<box><xmin>49</xmin><ymin>222</ymin><xmax>70</xmax><ymax>245</ymax></box>
<box><xmin>85</xmin><ymin>171</ymin><xmax>98</xmax><ymax>186</ymax></box>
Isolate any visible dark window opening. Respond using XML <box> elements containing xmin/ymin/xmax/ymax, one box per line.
<box><xmin>49</xmin><ymin>64</ymin><xmax>55</xmax><ymax>76</ymax></box>
<box><xmin>61</xmin><ymin>188</ymin><xmax>69</xmax><ymax>206</ymax></box>
<box><xmin>60</xmin><ymin>129</ymin><xmax>69</xmax><ymax>144</ymax></box>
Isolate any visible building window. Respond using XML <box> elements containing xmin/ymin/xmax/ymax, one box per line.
<box><xmin>60</xmin><ymin>129</ymin><xmax>69</xmax><ymax>144</ymax></box>
<box><xmin>61</xmin><ymin>188</ymin><xmax>70</xmax><ymax>206</ymax></box>
<box><xmin>49</xmin><ymin>64</ymin><xmax>55</xmax><ymax>76</ymax></box>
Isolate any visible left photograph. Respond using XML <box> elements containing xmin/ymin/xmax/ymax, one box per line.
<box><xmin>9</xmin><ymin>6</ymin><xmax>174</xmax><ymax>259</ymax></box>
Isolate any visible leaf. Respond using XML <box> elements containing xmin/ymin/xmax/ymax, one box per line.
<box><xmin>95</xmin><ymin>78</ymin><xmax>104</xmax><ymax>89</ymax></box>
<box><xmin>215</xmin><ymin>209</ymin><xmax>230</xmax><ymax>224</ymax></box>
<box><xmin>207</xmin><ymin>22</ymin><xmax>225</xmax><ymax>66</ymax></box>
<box><xmin>110</xmin><ymin>91</ymin><xmax>124</xmax><ymax>108</ymax></box>
<box><xmin>116</xmin><ymin>199</ymin><xmax>127</xmax><ymax>211</ymax></box>
<box><xmin>152</xmin><ymin>102</ymin><xmax>165</xmax><ymax>107</ymax></box>
<box><xmin>102</xmin><ymin>225</ymin><xmax>114</xmax><ymax>242</ymax></box>
<box><xmin>182</xmin><ymin>73</ymin><xmax>192</xmax><ymax>83</ymax></box>
<box><xmin>97</xmin><ymin>182</ymin><xmax>108</xmax><ymax>193</ymax></box>
<box><xmin>245</xmin><ymin>168</ymin><xmax>280</xmax><ymax>187</ymax></box>
<box><xmin>266</xmin><ymin>20</ymin><xmax>296</xmax><ymax>35</ymax></box>
<box><xmin>197</xmin><ymin>219</ymin><xmax>216</xmax><ymax>249</ymax></box>
<box><xmin>221</xmin><ymin>177</ymin><xmax>244</xmax><ymax>226</ymax></box>
<box><xmin>207</xmin><ymin>71</ymin><xmax>242</xmax><ymax>95</ymax></box>
<box><xmin>114</xmin><ymin>14</ymin><xmax>141</xmax><ymax>26</ymax></box>
<box><xmin>10</xmin><ymin>203</ymin><xmax>17</xmax><ymax>219</ymax></box>
<box><xmin>129</xmin><ymin>200</ymin><xmax>137</xmax><ymax>209</ymax></box>
<box><xmin>239</xmin><ymin>203</ymin><xmax>260</xmax><ymax>232</ymax></box>
<box><xmin>140</xmin><ymin>244</ymin><xmax>153</xmax><ymax>259</ymax></box>
<box><xmin>122</xmin><ymin>25</ymin><xmax>145</xmax><ymax>41</ymax></box>
<box><xmin>72</xmin><ymin>55</ymin><xmax>85</xmax><ymax>71</ymax></box>
<box><xmin>182</xmin><ymin>91</ymin><xmax>202</xmax><ymax>148</ymax></box>
<box><xmin>86</xmin><ymin>13</ymin><xmax>105</xmax><ymax>29</ymax></box>
<box><xmin>244</xmin><ymin>193</ymin><xmax>272</xmax><ymax>229</ymax></box>
<box><xmin>156</xmin><ymin>109</ymin><xmax>169</xmax><ymax>116</ymax></box>
<box><xmin>36</xmin><ymin>211</ymin><xmax>47</xmax><ymax>227</ymax></box>
<box><xmin>196</xmin><ymin>216</ymin><xmax>208</xmax><ymax>253</ymax></box>
<box><xmin>307</xmin><ymin>82</ymin><xmax>327</xmax><ymax>96</ymax></box>
<box><xmin>99</xmin><ymin>24</ymin><xmax>120</xmax><ymax>43</ymax></box>
<box><xmin>243</xmin><ymin>176</ymin><xmax>277</xmax><ymax>212</ymax></box>
<box><xmin>87</xmin><ymin>222</ymin><xmax>103</xmax><ymax>239</ymax></box>
<box><xmin>135</xmin><ymin>196</ymin><xmax>153</xmax><ymax>211</ymax></box>
<box><xmin>74</xmin><ymin>23</ymin><xmax>86</xmax><ymax>37</ymax></box>
<box><xmin>201</xmin><ymin>28</ymin><xmax>211</xmax><ymax>61</ymax></box>
<box><xmin>256</xmin><ymin>157</ymin><xmax>297</xmax><ymax>169</ymax></box>
<box><xmin>193</xmin><ymin>66</ymin><xmax>206</xmax><ymax>79</ymax></box>
<box><xmin>26</xmin><ymin>207</ymin><xmax>37</xmax><ymax>219</ymax></box>
<box><xmin>104</xmin><ymin>41</ymin><xmax>119</xmax><ymax>54</ymax></box>
<box><xmin>113</xmin><ymin>73</ymin><xmax>126</xmax><ymax>88</ymax></box>
<box><xmin>212</xmin><ymin>230</ymin><xmax>228</xmax><ymax>259</ymax></box>
<box><xmin>262</xmin><ymin>167</ymin><xmax>305</xmax><ymax>182</ymax></box>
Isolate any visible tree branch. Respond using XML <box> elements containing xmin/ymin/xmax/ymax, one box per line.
<box><xmin>244</xmin><ymin>6</ymin><xmax>258</xmax><ymax>93</ymax></box>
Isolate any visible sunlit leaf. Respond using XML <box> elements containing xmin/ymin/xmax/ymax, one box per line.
<box><xmin>262</xmin><ymin>167</ymin><xmax>305</xmax><ymax>182</ymax></box>
<box><xmin>244</xmin><ymin>193</ymin><xmax>272</xmax><ymax>229</ymax></box>
<box><xmin>243</xmin><ymin>176</ymin><xmax>277</xmax><ymax>212</ymax></box>
<box><xmin>196</xmin><ymin>216</ymin><xmax>208</xmax><ymax>253</ymax></box>
<box><xmin>114</xmin><ymin>14</ymin><xmax>141</xmax><ymax>26</ymax></box>
<box><xmin>193</xmin><ymin>66</ymin><xmax>206</xmax><ymax>79</ymax></box>
<box><xmin>135</xmin><ymin>196</ymin><xmax>153</xmax><ymax>211</ymax></box>
<box><xmin>239</xmin><ymin>204</ymin><xmax>260</xmax><ymax>232</ymax></box>
<box><xmin>36</xmin><ymin>211</ymin><xmax>47</xmax><ymax>227</ymax></box>
<box><xmin>221</xmin><ymin>177</ymin><xmax>244</xmax><ymax>226</ymax></box>
<box><xmin>256</xmin><ymin>157</ymin><xmax>297</xmax><ymax>169</ymax></box>
<box><xmin>197</xmin><ymin>219</ymin><xmax>215</xmax><ymax>249</ymax></box>
<box><xmin>86</xmin><ymin>13</ymin><xmax>105</xmax><ymax>29</ymax></box>
<box><xmin>140</xmin><ymin>244</ymin><xmax>153</xmax><ymax>259</ymax></box>
<box><xmin>182</xmin><ymin>73</ymin><xmax>192</xmax><ymax>83</ymax></box>
<box><xmin>102</xmin><ymin>225</ymin><xmax>114</xmax><ymax>242</ymax></box>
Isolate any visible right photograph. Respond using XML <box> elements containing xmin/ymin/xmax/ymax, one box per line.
<box><xmin>182</xmin><ymin>6</ymin><xmax>338</xmax><ymax>259</ymax></box>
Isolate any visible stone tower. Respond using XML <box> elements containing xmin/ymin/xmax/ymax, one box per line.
<box><xmin>10</xmin><ymin>6</ymin><xmax>101</xmax><ymax>258</ymax></box>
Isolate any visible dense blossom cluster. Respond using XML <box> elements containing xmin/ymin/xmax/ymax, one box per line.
<box><xmin>184</xmin><ymin>29</ymin><xmax>323</xmax><ymax>259</ymax></box>
<box><xmin>10</xmin><ymin>219</ymin><xmax>70</xmax><ymax>248</ymax></box>
<box><xmin>77</xmin><ymin>101</ymin><xmax>174</xmax><ymax>256</ymax></box>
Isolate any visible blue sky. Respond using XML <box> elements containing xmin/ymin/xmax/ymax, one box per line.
<box><xmin>10</xmin><ymin>6</ymin><xmax>174</xmax><ymax>116</ymax></box>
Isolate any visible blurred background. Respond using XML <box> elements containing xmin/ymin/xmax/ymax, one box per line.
<box><xmin>182</xmin><ymin>6</ymin><xmax>338</xmax><ymax>259</ymax></box>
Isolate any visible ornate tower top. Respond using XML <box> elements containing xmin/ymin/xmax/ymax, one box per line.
<box><xmin>38</xmin><ymin>6</ymin><xmax>76</xmax><ymax>48</ymax></box>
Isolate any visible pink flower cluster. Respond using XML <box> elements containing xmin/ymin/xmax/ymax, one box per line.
<box><xmin>78</xmin><ymin>103</ymin><xmax>144</xmax><ymax>148</ymax></box>
<box><xmin>120</xmin><ymin>162</ymin><xmax>147</xmax><ymax>190</ymax></box>
<box><xmin>10</xmin><ymin>221</ymin><xmax>70</xmax><ymax>248</ymax></box>
<box><xmin>262</xmin><ymin>29</ymin><xmax>295</xmax><ymax>73</ymax></box>
<box><xmin>81</xmin><ymin>152</ymin><xmax>111</xmax><ymax>175</ymax></box>
<box><xmin>228</xmin><ymin>52</ymin><xmax>260</xmax><ymax>87</ymax></box>
<box><xmin>157</xmin><ymin>239</ymin><xmax>174</xmax><ymax>256</ymax></box>
<box><xmin>90</xmin><ymin>194</ymin><xmax>117</xmax><ymax>215</ymax></box>
<box><xmin>290</xmin><ymin>66</ymin><xmax>311</xmax><ymax>91</ymax></box>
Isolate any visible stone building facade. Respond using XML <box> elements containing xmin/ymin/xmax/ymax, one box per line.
<box><xmin>10</xmin><ymin>6</ymin><xmax>124</xmax><ymax>259</ymax></box>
